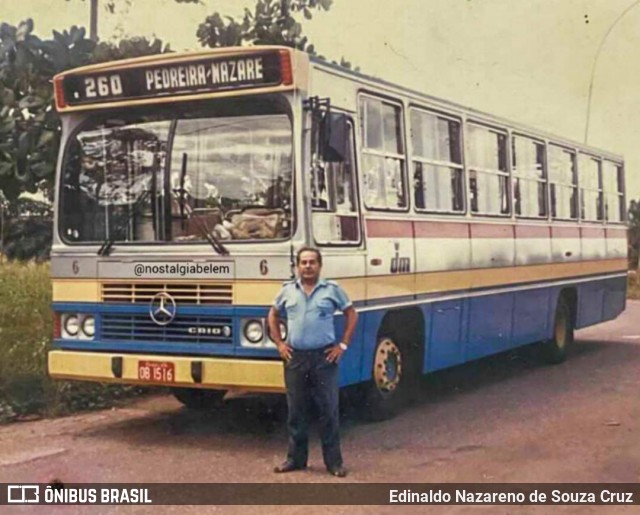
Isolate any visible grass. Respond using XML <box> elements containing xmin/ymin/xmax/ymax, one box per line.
<box><xmin>0</xmin><ymin>261</ymin><xmax>145</xmax><ymax>423</ymax></box>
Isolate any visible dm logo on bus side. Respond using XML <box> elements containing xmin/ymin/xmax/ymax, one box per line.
<box><xmin>390</xmin><ymin>242</ymin><xmax>411</xmax><ymax>274</ymax></box>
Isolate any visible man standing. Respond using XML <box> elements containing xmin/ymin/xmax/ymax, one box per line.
<box><xmin>268</xmin><ymin>247</ymin><xmax>358</xmax><ymax>478</ymax></box>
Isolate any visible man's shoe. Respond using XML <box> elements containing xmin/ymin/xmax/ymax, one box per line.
<box><xmin>273</xmin><ymin>461</ymin><xmax>306</xmax><ymax>473</ymax></box>
<box><xmin>327</xmin><ymin>465</ymin><xmax>347</xmax><ymax>478</ymax></box>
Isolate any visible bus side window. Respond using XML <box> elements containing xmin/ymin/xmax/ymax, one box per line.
<box><xmin>359</xmin><ymin>96</ymin><xmax>407</xmax><ymax>210</ymax></box>
<box><xmin>512</xmin><ymin>135</ymin><xmax>547</xmax><ymax>218</ymax></box>
<box><xmin>602</xmin><ymin>160</ymin><xmax>624</xmax><ymax>222</ymax></box>
<box><xmin>411</xmin><ymin>108</ymin><xmax>464</xmax><ymax>213</ymax></box>
<box><xmin>467</xmin><ymin>124</ymin><xmax>510</xmax><ymax>216</ymax></box>
<box><xmin>312</xmin><ymin>121</ymin><xmax>361</xmax><ymax>244</ymax></box>
<box><xmin>549</xmin><ymin>144</ymin><xmax>578</xmax><ymax>220</ymax></box>
<box><xmin>579</xmin><ymin>154</ymin><xmax>603</xmax><ymax>221</ymax></box>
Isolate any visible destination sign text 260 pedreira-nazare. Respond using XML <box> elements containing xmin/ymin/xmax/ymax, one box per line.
<box><xmin>61</xmin><ymin>52</ymin><xmax>283</xmax><ymax>106</ymax></box>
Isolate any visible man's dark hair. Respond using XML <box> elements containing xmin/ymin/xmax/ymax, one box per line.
<box><xmin>296</xmin><ymin>246</ymin><xmax>323</xmax><ymax>266</ymax></box>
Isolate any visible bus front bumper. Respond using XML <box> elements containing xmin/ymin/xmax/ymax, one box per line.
<box><xmin>48</xmin><ymin>350</ymin><xmax>286</xmax><ymax>393</ymax></box>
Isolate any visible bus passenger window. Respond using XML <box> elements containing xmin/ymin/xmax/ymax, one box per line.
<box><xmin>411</xmin><ymin>109</ymin><xmax>464</xmax><ymax>213</ymax></box>
<box><xmin>548</xmin><ymin>145</ymin><xmax>578</xmax><ymax>220</ymax></box>
<box><xmin>579</xmin><ymin>155</ymin><xmax>603</xmax><ymax>221</ymax></box>
<box><xmin>602</xmin><ymin>160</ymin><xmax>624</xmax><ymax>222</ymax></box>
<box><xmin>312</xmin><ymin>122</ymin><xmax>360</xmax><ymax>245</ymax></box>
<box><xmin>467</xmin><ymin>124</ymin><xmax>509</xmax><ymax>215</ymax></box>
<box><xmin>359</xmin><ymin>96</ymin><xmax>407</xmax><ymax>210</ymax></box>
<box><xmin>512</xmin><ymin>135</ymin><xmax>547</xmax><ymax>218</ymax></box>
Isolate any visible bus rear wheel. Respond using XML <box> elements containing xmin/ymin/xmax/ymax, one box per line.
<box><xmin>540</xmin><ymin>298</ymin><xmax>574</xmax><ymax>364</ymax></box>
<box><xmin>361</xmin><ymin>336</ymin><xmax>406</xmax><ymax>421</ymax></box>
<box><xmin>171</xmin><ymin>388</ymin><xmax>226</xmax><ymax>410</ymax></box>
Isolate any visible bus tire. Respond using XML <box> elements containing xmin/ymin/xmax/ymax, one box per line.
<box><xmin>171</xmin><ymin>388</ymin><xmax>225</xmax><ymax>410</ymax></box>
<box><xmin>361</xmin><ymin>336</ymin><xmax>406</xmax><ymax>421</ymax></box>
<box><xmin>540</xmin><ymin>298</ymin><xmax>574</xmax><ymax>364</ymax></box>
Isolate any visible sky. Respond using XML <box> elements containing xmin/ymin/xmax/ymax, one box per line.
<box><xmin>3</xmin><ymin>0</ymin><xmax>640</xmax><ymax>200</ymax></box>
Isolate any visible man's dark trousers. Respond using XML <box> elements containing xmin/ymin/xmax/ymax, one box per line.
<box><xmin>284</xmin><ymin>347</ymin><xmax>342</xmax><ymax>469</ymax></box>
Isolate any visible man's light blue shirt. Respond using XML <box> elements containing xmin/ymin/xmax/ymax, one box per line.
<box><xmin>273</xmin><ymin>278</ymin><xmax>352</xmax><ymax>350</ymax></box>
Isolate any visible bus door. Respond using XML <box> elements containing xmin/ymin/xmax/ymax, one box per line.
<box><xmin>308</xmin><ymin>110</ymin><xmax>365</xmax><ymax>384</ymax></box>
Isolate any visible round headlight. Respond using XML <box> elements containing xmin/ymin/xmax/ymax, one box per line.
<box><xmin>82</xmin><ymin>316</ymin><xmax>95</xmax><ymax>337</ymax></box>
<box><xmin>64</xmin><ymin>314</ymin><xmax>80</xmax><ymax>337</ymax></box>
<box><xmin>278</xmin><ymin>321</ymin><xmax>288</xmax><ymax>341</ymax></box>
<box><xmin>269</xmin><ymin>321</ymin><xmax>287</xmax><ymax>342</ymax></box>
<box><xmin>244</xmin><ymin>320</ymin><xmax>264</xmax><ymax>344</ymax></box>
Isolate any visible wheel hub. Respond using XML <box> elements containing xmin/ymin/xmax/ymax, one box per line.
<box><xmin>555</xmin><ymin>308</ymin><xmax>568</xmax><ymax>350</ymax></box>
<box><xmin>373</xmin><ymin>338</ymin><xmax>402</xmax><ymax>394</ymax></box>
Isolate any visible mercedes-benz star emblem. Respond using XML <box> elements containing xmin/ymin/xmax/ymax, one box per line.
<box><xmin>149</xmin><ymin>292</ymin><xmax>177</xmax><ymax>326</ymax></box>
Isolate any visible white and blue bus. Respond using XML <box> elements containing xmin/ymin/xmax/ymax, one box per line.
<box><xmin>49</xmin><ymin>46</ymin><xmax>627</xmax><ymax>418</ymax></box>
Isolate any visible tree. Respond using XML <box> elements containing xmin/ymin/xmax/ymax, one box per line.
<box><xmin>197</xmin><ymin>0</ymin><xmax>332</xmax><ymax>51</ymax></box>
<box><xmin>66</xmin><ymin>0</ymin><xmax>203</xmax><ymax>41</ymax></box>
<box><xmin>0</xmin><ymin>22</ymin><xmax>96</xmax><ymax>203</ymax></box>
<box><xmin>93</xmin><ymin>37</ymin><xmax>170</xmax><ymax>62</ymax></box>
<box><xmin>0</xmin><ymin>19</ymin><xmax>170</xmax><ymax>260</ymax></box>
<box><xmin>0</xmin><ymin>20</ymin><xmax>170</xmax><ymax>203</ymax></box>
<box><xmin>196</xmin><ymin>0</ymin><xmax>357</xmax><ymax>69</ymax></box>
<box><xmin>628</xmin><ymin>200</ymin><xmax>640</xmax><ymax>269</ymax></box>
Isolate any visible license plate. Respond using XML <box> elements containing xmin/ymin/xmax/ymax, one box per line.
<box><xmin>138</xmin><ymin>360</ymin><xmax>175</xmax><ymax>383</ymax></box>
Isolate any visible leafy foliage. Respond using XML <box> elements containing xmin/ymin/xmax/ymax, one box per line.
<box><xmin>93</xmin><ymin>37</ymin><xmax>171</xmax><ymax>63</ymax></box>
<box><xmin>197</xmin><ymin>0</ymin><xmax>332</xmax><ymax>51</ymax></box>
<box><xmin>0</xmin><ymin>19</ymin><xmax>170</xmax><ymax>260</ymax></box>
<box><xmin>0</xmin><ymin>20</ymin><xmax>170</xmax><ymax>203</ymax></box>
<box><xmin>628</xmin><ymin>200</ymin><xmax>640</xmax><ymax>268</ymax></box>
<box><xmin>1</xmin><ymin>197</ymin><xmax>52</xmax><ymax>261</ymax></box>
<box><xmin>0</xmin><ymin>21</ymin><xmax>92</xmax><ymax>202</ymax></box>
<box><xmin>196</xmin><ymin>0</ymin><xmax>357</xmax><ymax>70</ymax></box>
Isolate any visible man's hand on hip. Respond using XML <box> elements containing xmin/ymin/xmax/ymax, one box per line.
<box><xmin>277</xmin><ymin>342</ymin><xmax>293</xmax><ymax>362</ymax></box>
<box><xmin>324</xmin><ymin>344</ymin><xmax>345</xmax><ymax>363</ymax></box>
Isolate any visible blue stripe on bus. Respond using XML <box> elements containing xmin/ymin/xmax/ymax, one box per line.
<box><xmin>52</xmin><ymin>274</ymin><xmax>627</xmax><ymax>388</ymax></box>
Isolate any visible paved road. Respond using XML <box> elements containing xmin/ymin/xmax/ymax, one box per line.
<box><xmin>2</xmin><ymin>301</ymin><xmax>640</xmax><ymax>514</ymax></box>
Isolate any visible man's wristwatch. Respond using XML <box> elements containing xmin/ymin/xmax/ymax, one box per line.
<box><xmin>338</xmin><ymin>342</ymin><xmax>348</xmax><ymax>351</ymax></box>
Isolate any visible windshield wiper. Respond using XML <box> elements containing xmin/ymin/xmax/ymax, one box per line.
<box><xmin>171</xmin><ymin>189</ymin><xmax>229</xmax><ymax>256</ymax></box>
<box><xmin>97</xmin><ymin>190</ymin><xmax>151</xmax><ymax>257</ymax></box>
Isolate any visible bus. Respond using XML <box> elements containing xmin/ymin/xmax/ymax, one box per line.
<box><xmin>48</xmin><ymin>46</ymin><xmax>627</xmax><ymax>419</ymax></box>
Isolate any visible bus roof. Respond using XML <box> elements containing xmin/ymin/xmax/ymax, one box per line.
<box><xmin>309</xmin><ymin>54</ymin><xmax>623</xmax><ymax>162</ymax></box>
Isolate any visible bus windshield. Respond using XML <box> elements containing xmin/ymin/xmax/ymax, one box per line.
<box><xmin>60</xmin><ymin>102</ymin><xmax>293</xmax><ymax>245</ymax></box>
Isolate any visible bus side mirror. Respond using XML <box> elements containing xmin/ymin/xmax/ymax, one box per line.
<box><xmin>321</xmin><ymin>113</ymin><xmax>348</xmax><ymax>162</ymax></box>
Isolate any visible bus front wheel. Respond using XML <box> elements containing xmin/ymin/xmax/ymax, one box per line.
<box><xmin>361</xmin><ymin>337</ymin><xmax>406</xmax><ymax>421</ymax></box>
<box><xmin>171</xmin><ymin>387</ymin><xmax>226</xmax><ymax>410</ymax></box>
<box><xmin>540</xmin><ymin>298</ymin><xmax>574</xmax><ymax>364</ymax></box>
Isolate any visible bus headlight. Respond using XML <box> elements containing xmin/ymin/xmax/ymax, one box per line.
<box><xmin>243</xmin><ymin>320</ymin><xmax>264</xmax><ymax>344</ymax></box>
<box><xmin>63</xmin><ymin>314</ymin><xmax>80</xmax><ymax>337</ymax></box>
<box><xmin>269</xmin><ymin>321</ymin><xmax>287</xmax><ymax>342</ymax></box>
<box><xmin>81</xmin><ymin>316</ymin><xmax>96</xmax><ymax>338</ymax></box>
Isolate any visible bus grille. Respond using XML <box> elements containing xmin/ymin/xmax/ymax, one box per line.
<box><xmin>101</xmin><ymin>314</ymin><xmax>233</xmax><ymax>344</ymax></box>
<box><xmin>101</xmin><ymin>282</ymin><xmax>233</xmax><ymax>305</ymax></box>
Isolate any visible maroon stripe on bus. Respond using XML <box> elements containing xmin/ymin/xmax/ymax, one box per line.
<box><xmin>515</xmin><ymin>225</ymin><xmax>550</xmax><ymax>239</ymax></box>
<box><xmin>413</xmin><ymin>221</ymin><xmax>469</xmax><ymax>238</ymax></box>
<box><xmin>366</xmin><ymin>219</ymin><xmax>413</xmax><ymax>238</ymax></box>
<box><xmin>470</xmin><ymin>224</ymin><xmax>514</xmax><ymax>239</ymax></box>
<box><xmin>581</xmin><ymin>227</ymin><xmax>605</xmax><ymax>239</ymax></box>
<box><xmin>606</xmin><ymin>228</ymin><xmax>627</xmax><ymax>239</ymax></box>
<box><xmin>552</xmin><ymin>226</ymin><xmax>580</xmax><ymax>239</ymax></box>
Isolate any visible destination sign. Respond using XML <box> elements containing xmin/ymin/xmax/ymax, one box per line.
<box><xmin>61</xmin><ymin>52</ymin><xmax>283</xmax><ymax>106</ymax></box>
